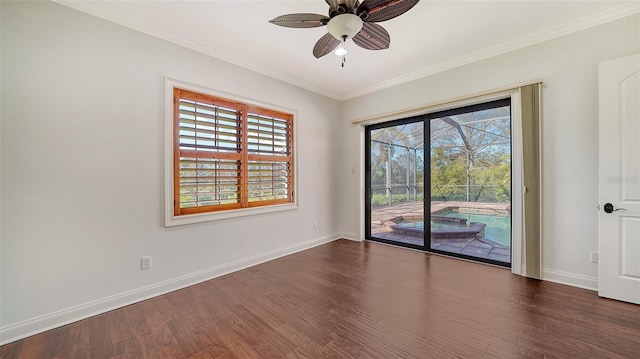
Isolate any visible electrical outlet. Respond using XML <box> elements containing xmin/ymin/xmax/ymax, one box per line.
<box><xmin>312</xmin><ymin>221</ymin><xmax>318</xmax><ymax>230</ymax></box>
<box><xmin>141</xmin><ymin>256</ymin><xmax>152</xmax><ymax>270</ymax></box>
<box><xmin>590</xmin><ymin>251</ymin><xmax>599</xmax><ymax>263</ymax></box>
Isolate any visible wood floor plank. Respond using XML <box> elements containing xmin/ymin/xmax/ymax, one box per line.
<box><xmin>65</xmin><ymin>320</ymin><xmax>90</xmax><ymax>359</ymax></box>
<box><xmin>166</xmin><ymin>289</ymin><xmax>208</xmax><ymax>331</ymax></box>
<box><xmin>0</xmin><ymin>340</ymin><xmax>23</xmax><ymax>359</ymax></box>
<box><xmin>192</xmin><ymin>327</ymin><xmax>237</xmax><ymax>359</ymax></box>
<box><xmin>122</xmin><ymin>303</ymin><xmax>145</xmax><ymax>328</ymax></box>
<box><xmin>152</xmin><ymin>296</ymin><xmax>180</xmax><ymax>322</ymax></box>
<box><xmin>167</xmin><ymin>318</ymin><xmax>214</xmax><ymax>358</ymax></box>
<box><xmin>216</xmin><ymin>329</ymin><xmax>261</xmax><ymax>359</ymax></box>
<box><xmin>15</xmin><ymin>334</ymin><xmax>44</xmax><ymax>359</ymax></box>
<box><xmin>227</xmin><ymin>304</ymin><xmax>294</xmax><ymax>356</ymax></box>
<box><xmin>187</xmin><ymin>349</ymin><xmax>214</xmax><ymax>359</ymax></box>
<box><xmin>128</xmin><ymin>320</ymin><xmax>185</xmax><ymax>359</ymax></box>
<box><xmin>229</xmin><ymin>319</ymin><xmax>286</xmax><ymax>359</ymax></box>
<box><xmin>87</xmin><ymin>313</ymin><xmax>114</xmax><ymax>359</ymax></box>
<box><xmin>276</xmin><ymin>324</ymin><xmax>348</xmax><ymax>359</ymax></box>
<box><xmin>106</xmin><ymin>308</ymin><xmax>132</xmax><ymax>345</ymax></box>
<box><xmin>110</xmin><ymin>337</ymin><xmax>141</xmax><ymax>359</ymax></box>
<box><xmin>203</xmin><ymin>345</ymin><xmax>237</xmax><ymax>359</ymax></box>
<box><xmin>40</xmin><ymin>325</ymin><xmax>70</xmax><ymax>359</ymax></box>
<box><xmin>2</xmin><ymin>239</ymin><xmax>640</xmax><ymax>359</ymax></box>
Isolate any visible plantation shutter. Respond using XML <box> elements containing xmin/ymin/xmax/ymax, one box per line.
<box><xmin>174</xmin><ymin>89</ymin><xmax>244</xmax><ymax>215</ymax></box>
<box><xmin>173</xmin><ymin>89</ymin><xmax>294</xmax><ymax>216</ymax></box>
<box><xmin>246</xmin><ymin>107</ymin><xmax>294</xmax><ymax>206</ymax></box>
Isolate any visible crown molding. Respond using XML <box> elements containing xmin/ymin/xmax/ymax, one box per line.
<box><xmin>54</xmin><ymin>1</ymin><xmax>638</xmax><ymax>102</ymax></box>
<box><xmin>52</xmin><ymin>0</ymin><xmax>342</xmax><ymax>100</ymax></box>
<box><xmin>340</xmin><ymin>2</ymin><xmax>640</xmax><ymax>100</ymax></box>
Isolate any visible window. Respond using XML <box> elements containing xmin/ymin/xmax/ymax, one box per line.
<box><xmin>171</xmin><ymin>87</ymin><xmax>294</xmax><ymax>219</ymax></box>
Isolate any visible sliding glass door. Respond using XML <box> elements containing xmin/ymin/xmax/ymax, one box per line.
<box><xmin>366</xmin><ymin>99</ymin><xmax>512</xmax><ymax>266</ymax></box>
<box><xmin>366</xmin><ymin>120</ymin><xmax>425</xmax><ymax>249</ymax></box>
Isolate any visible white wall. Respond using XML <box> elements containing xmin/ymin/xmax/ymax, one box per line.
<box><xmin>339</xmin><ymin>14</ymin><xmax>640</xmax><ymax>289</ymax></box>
<box><xmin>0</xmin><ymin>1</ymin><xmax>342</xmax><ymax>342</ymax></box>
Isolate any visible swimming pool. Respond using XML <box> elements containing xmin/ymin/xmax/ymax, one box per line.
<box><xmin>435</xmin><ymin>208</ymin><xmax>511</xmax><ymax>246</ymax></box>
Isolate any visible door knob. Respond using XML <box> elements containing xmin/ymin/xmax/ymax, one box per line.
<box><xmin>603</xmin><ymin>203</ymin><xmax>627</xmax><ymax>213</ymax></box>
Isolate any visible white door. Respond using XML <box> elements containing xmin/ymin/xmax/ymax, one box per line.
<box><xmin>598</xmin><ymin>53</ymin><xmax>640</xmax><ymax>304</ymax></box>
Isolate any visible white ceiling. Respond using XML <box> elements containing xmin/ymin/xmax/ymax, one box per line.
<box><xmin>56</xmin><ymin>0</ymin><xmax>638</xmax><ymax>100</ymax></box>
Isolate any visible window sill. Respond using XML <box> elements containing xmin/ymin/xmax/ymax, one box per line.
<box><xmin>164</xmin><ymin>202</ymin><xmax>297</xmax><ymax>227</ymax></box>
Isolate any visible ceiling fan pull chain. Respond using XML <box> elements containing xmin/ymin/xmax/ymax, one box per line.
<box><xmin>341</xmin><ymin>36</ymin><xmax>347</xmax><ymax>68</ymax></box>
<box><xmin>342</xmin><ymin>42</ymin><xmax>346</xmax><ymax>67</ymax></box>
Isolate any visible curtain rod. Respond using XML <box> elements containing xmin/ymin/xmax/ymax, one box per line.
<box><xmin>351</xmin><ymin>79</ymin><xmax>543</xmax><ymax>125</ymax></box>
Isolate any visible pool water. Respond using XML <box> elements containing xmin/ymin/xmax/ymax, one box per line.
<box><xmin>436</xmin><ymin>209</ymin><xmax>511</xmax><ymax>246</ymax></box>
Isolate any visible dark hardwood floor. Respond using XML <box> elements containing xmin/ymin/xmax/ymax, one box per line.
<box><xmin>2</xmin><ymin>239</ymin><xmax>639</xmax><ymax>358</ymax></box>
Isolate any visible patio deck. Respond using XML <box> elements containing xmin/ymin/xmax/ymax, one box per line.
<box><xmin>371</xmin><ymin>201</ymin><xmax>511</xmax><ymax>263</ymax></box>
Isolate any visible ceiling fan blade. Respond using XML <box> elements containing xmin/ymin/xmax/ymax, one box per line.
<box><xmin>326</xmin><ymin>0</ymin><xmax>359</xmax><ymax>13</ymax></box>
<box><xmin>313</xmin><ymin>33</ymin><xmax>341</xmax><ymax>58</ymax></box>
<box><xmin>358</xmin><ymin>0</ymin><xmax>419</xmax><ymax>22</ymax></box>
<box><xmin>352</xmin><ymin>22</ymin><xmax>390</xmax><ymax>50</ymax></box>
<box><xmin>269</xmin><ymin>13</ymin><xmax>330</xmax><ymax>28</ymax></box>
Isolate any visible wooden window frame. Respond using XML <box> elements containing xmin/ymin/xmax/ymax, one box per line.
<box><xmin>164</xmin><ymin>79</ymin><xmax>297</xmax><ymax>227</ymax></box>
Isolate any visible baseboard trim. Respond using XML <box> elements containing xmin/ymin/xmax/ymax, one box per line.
<box><xmin>542</xmin><ymin>268</ymin><xmax>598</xmax><ymax>291</ymax></box>
<box><xmin>0</xmin><ymin>234</ymin><xmax>341</xmax><ymax>346</ymax></box>
<box><xmin>338</xmin><ymin>232</ymin><xmax>361</xmax><ymax>241</ymax></box>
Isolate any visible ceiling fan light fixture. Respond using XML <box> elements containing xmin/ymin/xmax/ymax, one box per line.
<box><xmin>335</xmin><ymin>47</ymin><xmax>348</xmax><ymax>56</ymax></box>
<box><xmin>327</xmin><ymin>14</ymin><xmax>363</xmax><ymax>41</ymax></box>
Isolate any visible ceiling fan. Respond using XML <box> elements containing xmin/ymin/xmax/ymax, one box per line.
<box><xmin>269</xmin><ymin>0</ymin><xmax>420</xmax><ymax>65</ymax></box>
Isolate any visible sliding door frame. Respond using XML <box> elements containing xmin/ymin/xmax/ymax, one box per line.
<box><xmin>365</xmin><ymin>98</ymin><xmax>513</xmax><ymax>267</ymax></box>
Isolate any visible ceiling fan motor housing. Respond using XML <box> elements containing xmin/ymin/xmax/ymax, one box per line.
<box><xmin>327</xmin><ymin>14</ymin><xmax>364</xmax><ymax>41</ymax></box>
